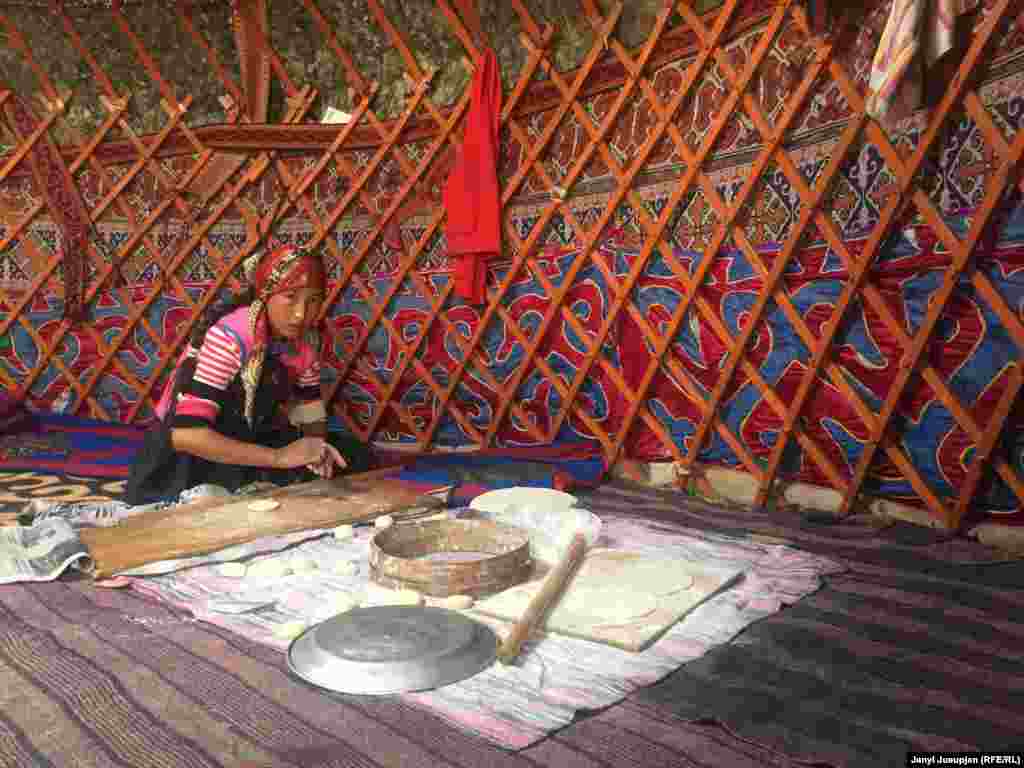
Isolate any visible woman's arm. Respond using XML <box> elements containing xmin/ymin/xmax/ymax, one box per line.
<box><xmin>171</xmin><ymin>426</ymin><xmax>282</xmax><ymax>467</ymax></box>
<box><xmin>171</xmin><ymin>426</ymin><xmax>338</xmax><ymax>470</ymax></box>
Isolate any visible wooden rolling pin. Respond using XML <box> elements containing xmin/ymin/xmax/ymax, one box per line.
<box><xmin>496</xmin><ymin>531</ymin><xmax>587</xmax><ymax>664</ymax></box>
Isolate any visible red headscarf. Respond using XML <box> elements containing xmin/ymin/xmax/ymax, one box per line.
<box><xmin>240</xmin><ymin>245</ymin><xmax>323</xmax><ymax>426</ymax></box>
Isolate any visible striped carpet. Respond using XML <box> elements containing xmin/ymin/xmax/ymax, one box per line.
<box><xmin>0</xmin><ymin>480</ymin><xmax>1020</xmax><ymax>767</ymax></box>
<box><xmin>582</xmin><ymin>483</ymin><xmax>1024</xmax><ymax>766</ymax></box>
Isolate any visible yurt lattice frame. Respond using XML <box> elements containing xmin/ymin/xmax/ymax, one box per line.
<box><xmin>1</xmin><ymin>0</ymin><xmax>1023</xmax><ymax>529</ymax></box>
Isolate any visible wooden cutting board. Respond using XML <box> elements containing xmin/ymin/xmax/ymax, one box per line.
<box><xmin>474</xmin><ymin>548</ymin><xmax>743</xmax><ymax>652</ymax></box>
<box><xmin>81</xmin><ymin>470</ymin><xmax>442</xmax><ymax>579</ymax></box>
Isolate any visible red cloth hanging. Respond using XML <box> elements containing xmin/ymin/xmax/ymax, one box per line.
<box><xmin>443</xmin><ymin>48</ymin><xmax>502</xmax><ymax>305</ymax></box>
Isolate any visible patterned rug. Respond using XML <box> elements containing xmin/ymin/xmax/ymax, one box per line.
<box><xmin>0</xmin><ymin>471</ymin><xmax>124</xmax><ymax>523</ymax></box>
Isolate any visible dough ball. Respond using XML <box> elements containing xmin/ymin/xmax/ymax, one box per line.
<box><xmin>391</xmin><ymin>589</ymin><xmax>423</xmax><ymax>606</ymax></box>
<box><xmin>289</xmin><ymin>554</ymin><xmax>318</xmax><ymax>573</ymax></box>
<box><xmin>216</xmin><ymin>562</ymin><xmax>248</xmax><ymax>578</ymax></box>
<box><xmin>247</xmin><ymin>558</ymin><xmax>292</xmax><ymax>579</ymax></box>
<box><xmin>365</xmin><ymin>585</ymin><xmax>423</xmax><ymax>606</ymax></box>
<box><xmin>331</xmin><ymin>592</ymin><xmax>358</xmax><ymax>614</ymax></box>
<box><xmin>333</xmin><ymin>560</ymin><xmax>358</xmax><ymax>576</ymax></box>
<box><xmin>440</xmin><ymin>594</ymin><xmax>474</xmax><ymax>610</ymax></box>
<box><xmin>374</xmin><ymin>514</ymin><xmax>394</xmax><ymax>529</ymax></box>
<box><xmin>247</xmin><ymin>499</ymin><xmax>281</xmax><ymax>512</ymax></box>
<box><xmin>333</xmin><ymin>524</ymin><xmax>354</xmax><ymax>540</ymax></box>
<box><xmin>273</xmin><ymin>620</ymin><xmax>307</xmax><ymax>640</ymax></box>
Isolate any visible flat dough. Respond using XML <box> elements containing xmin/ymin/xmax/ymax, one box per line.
<box><xmin>570</xmin><ymin>555</ymin><xmax>695</xmax><ymax>597</ymax></box>
<box><xmin>558</xmin><ymin>588</ymin><xmax>659</xmax><ymax>625</ymax></box>
<box><xmin>494</xmin><ymin>585</ymin><xmax>658</xmax><ymax>627</ymax></box>
<box><xmin>247</xmin><ymin>558</ymin><xmax>291</xmax><ymax>579</ymax></box>
<box><xmin>604</xmin><ymin>560</ymin><xmax>694</xmax><ymax>596</ymax></box>
<box><xmin>247</xmin><ymin>499</ymin><xmax>281</xmax><ymax>512</ymax></box>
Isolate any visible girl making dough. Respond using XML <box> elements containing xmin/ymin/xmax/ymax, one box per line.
<box><xmin>125</xmin><ymin>244</ymin><xmax>373</xmax><ymax>505</ymax></box>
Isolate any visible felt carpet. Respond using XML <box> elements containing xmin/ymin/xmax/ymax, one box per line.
<box><xmin>0</xmin><ymin>574</ymin><xmax>824</xmax><ymax>768</ymax></box>
<box><xmin>2</xmin><ymin>481</ymin><xmax>1023</xmax><ymax>766</ymax></box>
<box><xmin>0</xmin><ymin>414</ymin><xmax>144</xmax><ymax>478</ymax></box>
<box><xmin>389</xmin><ymin>443</ymin><xmax>606</xmax><ymax>505</ymax></box>
<box><xmin>586</xmin><ymin>483</ymin><xmax>1024</xmax><ymax>766</ymax></box>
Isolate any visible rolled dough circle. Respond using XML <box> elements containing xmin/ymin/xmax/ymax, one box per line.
<box><xmin>247</xmin><ymin>499</ymin><xmax>281</xmax><ymax>512</ymax></box>
<box><xmin>613</xmin><ymin>561</ymin><xmax>694</xmax><ymax>595</ymax></box>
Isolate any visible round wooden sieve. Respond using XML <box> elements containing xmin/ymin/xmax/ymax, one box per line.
<box><xmin>369</xmin><ymin>519</ymin><xmax>533</xmax><ymax>597</ymax></box>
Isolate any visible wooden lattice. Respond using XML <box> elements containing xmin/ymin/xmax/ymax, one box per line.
<box><xmin>1</xmin><ymin>0</ymin><xmax>1023</xmax><ymax>529</ymax></box>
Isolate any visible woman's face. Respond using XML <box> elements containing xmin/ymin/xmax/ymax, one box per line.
<box><xmin>266</xmin><ymin>270</ymin><xmax>323</xmax><ymax>340</ymax></box>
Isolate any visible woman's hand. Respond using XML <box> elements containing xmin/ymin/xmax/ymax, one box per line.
<box><xmin>307</xmin><ymin>444</ymin><xmax>347</xmax><ymax>478</ymax></box>
<box><xmin>274</xmin><ymin>437</ymin><xmax>346</xmax><ymax>475</ymax></box>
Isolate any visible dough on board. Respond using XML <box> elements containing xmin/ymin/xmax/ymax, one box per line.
<box><xmin>374</xmin><ymin>514</ymin><xmax>394</xmax><ymax>529</ymax></box>
<box><xmin>493</xmin><ymin>584</ymin><xmax>658</xmax><ymax>627</ymax></box>
<box><xmin>596</xmin><ymin>560</ymin><xmax>695</xmax><ymax>595</ymax></box>
<box><xmin>567</xmin><ymin>554</ymin><xmax>695</xmax><ymax>596</ymax></box>
<box><xmin>247</xmin><ymin>499</ymin><xmax>281</xmax><ymax>512</ymax></box>
<box><xmin>559</xmin><ymin>588</ymin><xmax>659</xmax><ymax>625</ymax></box>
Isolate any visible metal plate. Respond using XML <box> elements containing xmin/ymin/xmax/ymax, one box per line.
<box><xmin>287</xmin><ymin>606</ymin><xmax>498</xmax><ymax>695</ymax></box>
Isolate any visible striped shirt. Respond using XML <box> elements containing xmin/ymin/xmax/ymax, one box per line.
<box><xmin>155</xmin><ymin>306</ymin><xmax>324</xmax><ymax>428</ymax></box>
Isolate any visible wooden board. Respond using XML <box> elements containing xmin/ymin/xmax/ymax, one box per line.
<box><xmin>474</xmin><ymin>548</ymin><xmax>743</xmax><ymax>652</ymax></box>
<box><xmin>80</xmin><ymin>471</ymin><xmax>442</xmax><ymax>579</ymax></box>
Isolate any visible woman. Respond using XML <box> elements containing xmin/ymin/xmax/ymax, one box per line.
<box><xmin>125</xmin><ymin>244</ymin><xmax>373</xmax><ymax>506</ymax></box>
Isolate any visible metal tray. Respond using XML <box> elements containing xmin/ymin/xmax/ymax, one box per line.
<box><xmin>287</xmin><ymin>605</ymin><xmax>498</xmax><ymax>695</ymax></box>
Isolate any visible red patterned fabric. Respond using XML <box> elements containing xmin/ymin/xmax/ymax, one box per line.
<box><xmin>443</xmin><ymin>48</ymin><xmax>502</xmax><ymax>304</ymax></box>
